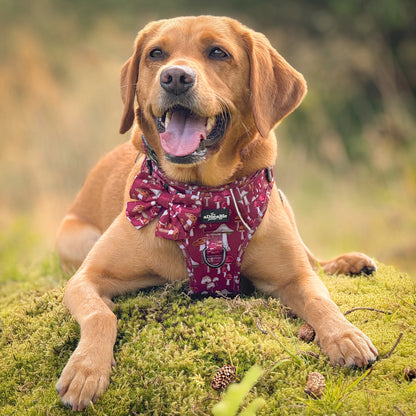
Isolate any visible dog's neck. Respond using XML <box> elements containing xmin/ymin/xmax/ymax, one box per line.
<box><xmin>132</xmin><ymin>126</ymin><xmax>277</xmax><ymax>187</ymax></box>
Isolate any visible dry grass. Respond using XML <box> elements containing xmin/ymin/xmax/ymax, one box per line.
<box><xmin>1</xmin><ymin>11</ymin><xmax>415</xmax><ymax>275</ymax></box>
<box><xmin>1</xmin><ymin>5</ymin><xmax>416</xmax><ymax>276</ymax></box>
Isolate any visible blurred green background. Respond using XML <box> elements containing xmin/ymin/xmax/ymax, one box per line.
<box><xmin>1</xmin><ymin>0</ymin><xmax>415</xmax><ymax>274</ymax></box>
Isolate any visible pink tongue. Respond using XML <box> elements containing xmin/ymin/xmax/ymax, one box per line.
<box><xmin>160</xmin><ymin>111</ymin><xmax>207</xmax><ymax>157</ymax></box>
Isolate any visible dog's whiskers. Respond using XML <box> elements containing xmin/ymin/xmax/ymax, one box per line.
<box><xmin>240</xmin><ymin>121</ymin><xmax>252</xmax><ymax>138</ymax></box>
<box><xmin>214</xmin><ymin>93</ymin><xmax>231</xmax><ymax>124</ymax></box>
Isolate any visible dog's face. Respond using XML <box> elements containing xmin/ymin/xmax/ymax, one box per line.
<box><xmin>120</xmin><ymin>16</ymin><xmax>306</xmax><ymax>185</ymax></box>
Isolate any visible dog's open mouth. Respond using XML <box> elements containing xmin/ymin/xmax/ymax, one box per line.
<box><xmin>155</xmin><ymin>106</ymin><xmax>228</xmax><ymax>164</ymax></box>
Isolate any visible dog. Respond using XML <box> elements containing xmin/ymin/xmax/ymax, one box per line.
<box><xmin>55</xmin><ymin>16</ymin><xmax>378</xmax><ymax>411</ymax></box>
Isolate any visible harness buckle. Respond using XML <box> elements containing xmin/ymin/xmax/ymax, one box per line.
<box><xmin>202</xmin><ymin>246</ymin><xmax>227</xmax><ymax>268</ymax></box>
<box><xmin>202</xmin><ymin>234</ymin><xmax>227</xmax><ymax>268</ymax></box>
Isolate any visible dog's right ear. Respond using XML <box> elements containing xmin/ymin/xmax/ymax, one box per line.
<box><xmin>243</xmin><ymin>29</ymin><xmax>307</xmax><ymax>138</ymax></box>
<box><xmin>119</xmin><ymin>32</ymin><xmax>147</xmax><ymax>134</ymax></box>
<box><xmin>119</xmin><ymin>50</ymin><xmax>141</xmax><ymax>134</ymax></box>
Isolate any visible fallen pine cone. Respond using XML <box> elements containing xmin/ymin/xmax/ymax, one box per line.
<box><xmin>298</xmin><ymin>323</ymin><xmax>316</xmax><ymax>343</ymax></box>
<box><xmin>304</xmin><ymin>371</ymin><xmax>326</xmax><ymax>399</ymax></box>
<box><xmin>404</xmin><ymin>367</ymin><xmax>416</xmax><ymax>381</ymax></box>
<box><xmin>211</xmin><ymin>365</ymin><xmax>236</xmax><ymax>391</ymax></box>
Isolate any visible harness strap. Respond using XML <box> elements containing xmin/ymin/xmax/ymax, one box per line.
<box><xmin>126</xmin><ymin>149</ymin><xmax>274</xmax><ymax>297</ymax></box>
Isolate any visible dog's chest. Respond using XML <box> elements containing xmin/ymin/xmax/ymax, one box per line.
<box><xmin>126</xmin><ymin>158</ymin><xmax>274</xmax><ymax>296</ymax></box>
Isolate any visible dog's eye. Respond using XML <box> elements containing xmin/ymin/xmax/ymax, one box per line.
<box><xmin>149</xmin><ymin>48</ymin><xmax>165</xmax><ymax>59</ymax></box>
<box><xmin>208</xmin><ymin>47</ymin><xmax>229</xmax><ymax>60</ymax></box>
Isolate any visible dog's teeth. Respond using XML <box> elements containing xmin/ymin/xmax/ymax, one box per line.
<box><xmin>165</xmin><ymin>111</ymin><xmax>172</xmax><ymax>129</ymax></box>
<box><xmin>206</xmin><ymin>116</ymin><xmax>215</xmax><ymax>133</ymax></box>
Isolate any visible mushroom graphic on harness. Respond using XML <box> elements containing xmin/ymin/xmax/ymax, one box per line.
<box><xmin>212</xmin><ymin>194</ymin><xmax>223</xmax><ymax>209</ymax></box>
<box><xmin>126</xmin><ymin>154</ymin><xmax>273</xmax><ymax>296</ymax></box>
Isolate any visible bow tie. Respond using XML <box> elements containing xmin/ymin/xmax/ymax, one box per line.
<box><xmin>126</xmin><ymin>159</ymin><xmax>202</xmax><ymax>240</ymax></box>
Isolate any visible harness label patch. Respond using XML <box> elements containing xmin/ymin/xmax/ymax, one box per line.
<box><xmin>200</xmin><ymin>209</ymin><xmax>230</xmax><ymax>224</ymax></box>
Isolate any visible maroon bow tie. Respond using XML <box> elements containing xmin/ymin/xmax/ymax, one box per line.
<box><xmin>126</xmin><ymin>161</ymin><xmax>202</xmax><ymax>240</ymax></box>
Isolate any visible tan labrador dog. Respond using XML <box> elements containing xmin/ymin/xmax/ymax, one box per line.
<box><xmin>55</xmin><ymin>16</ymin><xmax>378</xmax><ymax>411</ymax></box>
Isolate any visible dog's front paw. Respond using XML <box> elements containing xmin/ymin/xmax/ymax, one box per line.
<box><xmin>56</xmin><ymin>346</ymin><xmax>114</xmax><ymax>411</ymax></box>
<box><xmin>317</xmin><ymin>322</ymin><xmax>378</xmax><ymax>368</ymax></box>
<box><xmin>322</xmin><ymin>252</ymin><xmax>377</xmax><ymax>276</ymax></box>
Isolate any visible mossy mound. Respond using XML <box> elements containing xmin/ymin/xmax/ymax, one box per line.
<box><xmin>0</xmin><ymin>257</ymin><xmax>415</xmax><ymax>415</ymax></box>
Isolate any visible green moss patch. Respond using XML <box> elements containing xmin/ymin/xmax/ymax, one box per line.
<box><xmin>0</xmin><ymin>258</ymin><xmax>415</xmax><ymax>415</ymax></box>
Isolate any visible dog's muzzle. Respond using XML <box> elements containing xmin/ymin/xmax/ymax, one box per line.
<box><xmin>154</xmin><ymin>105</ymin><xmax>229</xmax><ymax>164</ymax></box>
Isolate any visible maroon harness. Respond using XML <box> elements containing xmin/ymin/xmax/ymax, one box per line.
<box><xmin>126</xmin><ymin>150</ymin><xmax>274</xmax><ymax>297</ymax></box>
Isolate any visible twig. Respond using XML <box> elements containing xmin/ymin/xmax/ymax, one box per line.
<box><xmin>381</xmin><ymin>333</ymin><xmax>403</xmax><ymax>360</ymax></box>
<box><xmin>396</xmin><ymin>296</ymin><xmax>416</xmax><ymax>311</ymax></box>
<box><xmin>255</xmin><ymin>319</ymin><xmax>268</xmax><ymax>335</ymax></box>
<box><xmin>344</xmin><ymin>307</ymin><xmax>392</xmax><ymax>316</ymax></box>
<box><xmin>394</xmin><ymin>405</ymin><xmax>408</xmax><ymax>416</ymax></box>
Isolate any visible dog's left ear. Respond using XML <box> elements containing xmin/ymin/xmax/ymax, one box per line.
<box><xmin>119</xmin><ymin>29</ymin><xmax>151</xmax><ymax>134</ymax></box>
<box><xmin>243</xmin><ymin>30</ymin><xmax>307</xmax><ymax>137</ymax></box>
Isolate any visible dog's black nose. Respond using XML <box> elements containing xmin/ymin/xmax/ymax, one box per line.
<box><xmin>160</xmin><ymin>65</ymin><xmax>196</xmax><ymax>95</ymax></box>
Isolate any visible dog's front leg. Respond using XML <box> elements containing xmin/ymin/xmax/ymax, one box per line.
<box><xmin>56</xmin><ymin>268</ymin><xmax>166</xmax><ymax>411</ymax></box>
<box><xmin>278</xmin><ymin>275</ymin><xmax>378</xmax><ymax>367</ymax></box>
<box><xmin>55</xmin><ymin>269</ymin><xmax>117</xmax><ymax>411</ymax></box>
<box><xmin>244</xmin><ymin>191</ymin><xmax>378</xmax><ymax>368</ymax></box>
<box><xmin>56</xmin><ymin>216</ymin><xmax>168</xmax><ymax>411</ymax></box>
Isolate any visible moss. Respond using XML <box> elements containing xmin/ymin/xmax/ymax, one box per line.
<box><xmin>0</xmin><ymin>257</ymin><xmax>415</xmax><ymax>415</ymax></box>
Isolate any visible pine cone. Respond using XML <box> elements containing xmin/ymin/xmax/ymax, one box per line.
<box><xmin>404</xmin><ymin>367</ymin><xmax>416</xmax><ymax>381</ymax></box>
<box><xmin>298</xmin><ymin>323</ymin><xmax>316</xmax><ymax>343</ymax></box>
<box><xmin>211</xmin><ymin>365</ymin><xmax>236</xmax><ymax>391</ymax></box>
<box><xmin>304</xmin><ymin>371</ymin><xmax>326</xmax><ymax>399</ymax></box>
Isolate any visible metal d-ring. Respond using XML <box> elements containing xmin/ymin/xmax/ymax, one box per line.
<box><xmin>202</xmin><ymin>247</ymin><xmax>227</xmax><ymax>268</ymax></box>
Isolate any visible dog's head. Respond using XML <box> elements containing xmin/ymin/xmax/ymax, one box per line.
<box><xmin>120</xmin><ymin>16</ymin><xmax>306</xmax><ymax>185</ymax></box>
